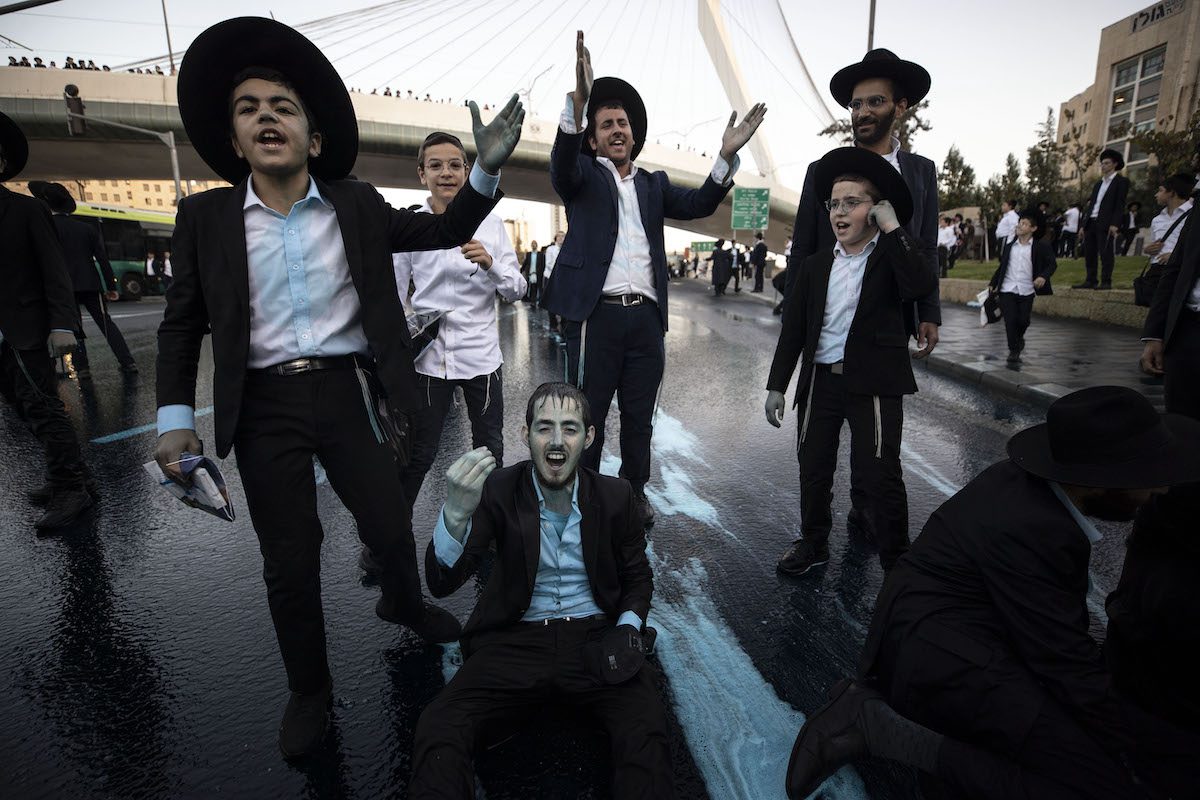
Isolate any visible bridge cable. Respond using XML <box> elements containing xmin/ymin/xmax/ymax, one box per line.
<box><xmin>341</xmin><ymin>0</ymin><xmax>492</xmax><ymax>81</ymax></box>
<box><xmin>506</xmin><ymin>0</ymin><xmax>590</xmax><ymax>107</ymax></box>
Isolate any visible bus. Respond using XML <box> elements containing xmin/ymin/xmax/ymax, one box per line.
<box><xmin>72</xmin><ymin>202</ymin><xmax>175</xmax><ymax>300</ymax></box>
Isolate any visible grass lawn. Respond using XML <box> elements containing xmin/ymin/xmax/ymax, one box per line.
<box><xmin>947</xmin><ymin>256</ymin><xmax>1147</xmax><ymax>289</ymax></box>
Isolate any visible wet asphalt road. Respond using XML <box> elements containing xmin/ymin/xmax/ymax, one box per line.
<box><xmin>0</xmin><ymin>282</ymin><xmax>1130</xmax><ymax>799</ymax></box>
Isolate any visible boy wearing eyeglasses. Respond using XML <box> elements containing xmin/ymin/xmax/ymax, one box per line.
<box><xmin>388</xmin><ymin>132</ymin><xmax>527</xmax><ymax>521</ymax></box>
<box><xmin>765</xmin><ymin>147</ymin><xmax>936</xmax><ymax>577</ymax></box>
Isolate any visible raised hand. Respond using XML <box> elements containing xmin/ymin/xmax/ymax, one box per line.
<box><xmin>867</xmin><ymin>199</ymin><xmax>900</xmax><ymax>233</ymax></box>
<box><xmin>719</xmin><ymin>102</ymin><xmax>767</xmax><ymax>162</ymax></box>
<box><xmin>572</xmin><ymin>30</ymin><xmax>593</xmax><ymax>122</ymax></box>
<box><xmin>442</xmin><ymin>447</ymin><xmax>497</xmax><ymax>539</ymax></box>
<box><xmin>470</xmin><ymin>94</ymin><xmax>525</xmax><ymax>174</ymax></box>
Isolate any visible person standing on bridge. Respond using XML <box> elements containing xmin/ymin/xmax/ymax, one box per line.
<box><xmin>777</xmin><ymin>48</ymin><xmax>940</xmax><ymax>575</ymax></box>
<box><xmin>542</xmin><ymin>31</ymin><xmax>766</xmax><ymax>526</ymax></box>
<box><xmin>152</xmin><ymin>17</ymin><xmax>526</xmax><ymax>759</ymax></box>
<box><xmin>0</xmin><ymin>111</ymin><xmax>95</xmax><ymax>530</ymax></box>
<box><xmin>29</xmin><ymin>181</ymin><xmax>139</xmax><ymax>379</ymax></box>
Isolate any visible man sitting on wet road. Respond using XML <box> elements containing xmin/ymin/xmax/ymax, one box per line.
<box><xmin>786</xmin><ymin>386</ymin><xmax>1200</xmax><ymax>800</ymax></box>
<box><xmin>152</xmin><ymin>17</ymin><xmax>524</xmax><ymax>758</ymax></box>
<box><xmin>409</xmin><ymin>382</ymin><xmax>669</xmax><ymax>799</ymax></box>
<box><xmin>765</xmin><ymin>147</ymin><xmax>937</xmax><ymax>577</ymax></box>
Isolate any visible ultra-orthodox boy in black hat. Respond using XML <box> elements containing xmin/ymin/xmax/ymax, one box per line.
<box><xmin>152</xmin><ymin>17</ymin><xmax>525</xmax><ymax>758</ymax></box>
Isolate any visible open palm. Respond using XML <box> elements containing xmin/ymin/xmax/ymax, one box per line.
<box><xmin>471</xmin><ymin>94</ymin><xmax>525</xmax><ymax>174</ymax></box>
<box><xmin>720</xmin><ymin>102</ymin><xmax>767</xmax><ymax>160</ymax></box>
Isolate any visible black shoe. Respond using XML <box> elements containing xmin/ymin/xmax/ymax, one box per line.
<box><xmin>28</xmin><ymin>479</ymin><xmax>100</xmax><ymax>506</ymax></box>
<box><xmin>1097</xmin><ymin>282</ymin><xmax>1112</xmax><ymax>290</ymax></box>
<box><xmin>777</xmin><ymin>538</ymin><xmax>830</xmax><ymax>576</ymax></box>
<box><xmin>635</xmin><ymin>491</ymin><xmax>655</xmax><ymax>528</ymax></box>
<box><xmin>34</xmin><ymin>488</ymin><xmax>94</xmax><ymax>529</ymax></box>
<box><xmin>845</xmin><ymin>508</ymin><xmax>872</xmax><ymax>540</ymax></box>
<box><xmin>358</xmin><ymin>545</ymin><xmax>384</xmax><ymax>576</ymax></box>
<box><xmin>1071</xmin><ymin>281</ymin><xmax>1097</xmax><ymax>289</ymax></box>
<box><xmin>1006</xmin><ymin>351</ymin><xmax>1021</xmax><ymax>364</ymax></box>
<box><xmin>278</xmin><ymin>680</ymin><xmax>332</xmax><ymax>758</ymax></box>
<box><xmin>376</xmin><ymin>599</ymin><xmax>461</xmax><ymax>643</ymax></box>
<box><xmin>120</xmin><ymin>363</ymin><xmax>139</xmax><ymax>374</ymax></box>
<box><xmin>785</xmin><ymin>678</ymin><xmax>875</xmax><ymax>799</ymax></box>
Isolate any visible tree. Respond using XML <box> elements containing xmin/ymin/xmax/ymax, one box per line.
<box><xmin>979</xmin><ymin>153</ymin><xmax>1025</xmax><ymax>236</ymax></box>
<box><xmin>1129</xmin><ymin>108</ymin><xmax>1200</xmax><ymax>181</ymax></box>
<box><xmin>939</xmin><ymin>145</ymin><xmax>979</xmax><ymax>210</ymax></box>
<box><xmin>1025</xmin><ymin>107</ymin><xmax>1065</xmax><ymax>209</ymax></box>
<box><xmin>819</xmin><ymin>99</ymin><xmax>934</xmax><ymax>151</ymax></box>
<box><xmin>1061</xmin><ymin>108</ymin><xmax>1101</xmax><ymax>205</ymax></box>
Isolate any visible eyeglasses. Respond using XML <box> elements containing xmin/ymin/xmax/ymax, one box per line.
<box><xmin>824</xmin><ymin>198</ymin><xmax>873</xmax><ymax>214</ymax></box>
<box><xmin>847</xmin><ymin>95</ymin><xmax>890</xmax><ymax>112</ymax></box>
<box><xmin>422</xmin><ymin>159</ymin><xmax>466</xmax><ymax>173</ymax></box>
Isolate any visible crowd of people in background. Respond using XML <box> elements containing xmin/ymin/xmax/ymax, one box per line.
<box><xmin>6</xmin><ymin>55</ymin><xmax>112</xmax><ymax>71</ymax></box>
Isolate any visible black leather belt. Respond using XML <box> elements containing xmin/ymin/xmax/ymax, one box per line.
<box><xmin>523</xmin><ymin>613</ymin><xmax>608</xmax><ymax>626</ymax></box>
<box><xmin>815</xmin><ymin>362</ymin><xmax>844</xmax><ymax>375</ymax></box>
<box><xmin>602</xmin><ymin>293</ymin><xmax>651</xmax><ymax>306</ymax></box>
<box><xmin>254</xmin><ymin>354</ymin><xmax>363</xmax><ymax>376</ymax></box>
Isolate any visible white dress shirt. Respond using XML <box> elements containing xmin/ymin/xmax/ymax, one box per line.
<box><xmin>813</xmin><ymin>234</ymin><xmax>879</xmax><ymax>364</ymax></box>
<box><xmin>1000</xmin><ymin>239</ymin><xmax>1035</xmax><ymax>296</ymax></box>
<box><xmin>881</xmin><ymin>136</ymin><xmax>902</xmax><ymax>173</ymax></box>
<box><xmin>544</xmin><ymin>242</ymin><xmax>560</xmax><ymax>280</ymax></box>
<box><xmin>995</xmin><ymin>210</ymin><xmax>1019</xmax><ymax>244</ymax></box>
<box><xmin>393</xmin><ymin>200</ymin><xmax>525</xmax><ymax>380</ymax></box>
<box><xmin>1063</xmin><ymin>206</ymin><xmax>1080</xmax><ymax>233</ymax></box>
<box><xmin>1091</xmin><ymin>174</ymin><xmax>1115</xmax><ymax>218</ymax></box>
<box><xmin>1148</xmin><ymin>199</ymin><xmax>1192</xmax><ymax>265</ymax></box>
<box><xmin>937</xmin><ymin>225</ymin><xmax>957</xmax><ymax>249</ymax></box>
<box><xmin>559</xmin><ymin>94</ymin><xmax>738</xmax><ymax>300</ymax></box>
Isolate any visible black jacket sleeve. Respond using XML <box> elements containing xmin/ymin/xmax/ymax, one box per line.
<box><xmin>155</xmin><ymin>200</ymin><xmax>209</xmax><ymax>409</ymax></box>
<box><xmin>766</xmin><ymin>254</ymin><xmax>811</xmax><ymax>393</ymax></box>
<box><xmin>424</xmin><ymin>483</ymin><xmax>499</xmax><ymax>599</ymax></box>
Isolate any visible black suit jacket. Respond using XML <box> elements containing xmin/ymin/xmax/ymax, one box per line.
<box><xmin>542</xmin><ymin>128</ymin><xmax>732</xmax><ymax>332</ymax></box>
<box><xmin>750</xmin><ymin>240</ymin><xmax>768</xmax><ymax>268</ymax></box>
<box><xmin>859</xmin><ymin>461</ymin><xmax>1138</xmax><ymax>756</ymax></box>
<box><xmin>521</xmin><ymin>250</ymin><xmax>545</xmax><ymax>286</ymax></box>
<box><xmin>766</xmin><ymin>228</ymin><xmax>936</xmax><ymax>401</ymax></box>
<box><xmin>156</xmin><ymin>177</ymin><xmax>498</xmax><ymax>458</ymax></box>
<box><xmin>424</xmin><ymin>462</ymin><xmax>653</xmax><ymax>654</ymax></box>
<box><xmin>1084</xmin><ymin>174</ymin><xmax>1131</xmax><ymax>231</ymax></box>
<box><xmin>989</xmin><ymin>237</ymin><xmax>1057</xmax><ymax>296</ymax></box>
<box><xmin>1142</xmin><ymin>212</ymin><xmax>1197</xmax><ymax>348</ymax></box>
<box><xmin>52</xmin><ymin>213</ymin><xmax>116</xmax><ymax>293</ymax></box>
<box><xmin>784</xmin><ymin>149</ymin><xmax>941</xmax><ymax>330</ymax></box>
<box><xmin>0</xmin><ymin>187</ymin><xmax>77</xmax><ymax>349</ymax></box>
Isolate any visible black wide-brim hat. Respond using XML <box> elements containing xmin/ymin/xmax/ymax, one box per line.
<box><xmin>1099</xmin><ymin>148</ymin><xmax>1126</xmax><ymax>171</ymax></box>
<box><xmin>829</xmin><ymin>48</ymin><xmax>931</xmax><ymax>109</ymax></box>
<box><xmin>1008</xmin><ymin>386</ymin><xmax>1200</xmax><ymax>489</ymax></box>
<box><xmin>177</xmin><ymin>17</ymin><xmax>358</xmax><ymax>185</ymax></box>
<box><xmin>814</xmin><ymin>147</ymin><xmax>913</xmax><ymax>227</ymax></box>
<box><xmin>0</xmin><ymin>110</ymin><xmax>29</xmax><ymax>182</ymax></box>
<box><xmin>582</xmin><ymin>77</ymin><xmax>647</xmax><ymax>162</ymax></box>
<box><xmin>30</xmin><ymin>180</ymin><xmax>77</xmax><ymax>213</ymax></box>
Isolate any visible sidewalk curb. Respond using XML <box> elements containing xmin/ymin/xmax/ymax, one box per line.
<box><xmin>915</xmin><ymin>353</ymin><xmax>1072</xmax><ymax>409</ymax></box>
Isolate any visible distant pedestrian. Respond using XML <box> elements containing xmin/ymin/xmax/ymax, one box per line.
<box><xmin>1062</xmin><ymin>202</ymin><xmax>1080</xmax><ymax>257</ymax></box>
<box><xmin>750</xmin><ymin>231</ymin><xmax>767</xmax><ymax>291</ymax></box>
<box><xmin>522</xmin><ymin>239</ymin><xmax>543</xmax><ymax>304</ymax></box>
<box><xmin>1075</xmin><ymin>148</ymin><xmax>1129</xmax><ymax>289</ymax></box>
<box><xmin>989</xmin><ymin>208</ymin><xmax>1056</xmax><ymax>363</ymax></box>
<box><xmin>1120</xmin><ymin>201</ymin><xmax>1141</xmax><ymax>256</ymax></box>
<box><xmin>994</xmin><ymin>199</ymin><xmax>1018</xmax><ymax>249</ymax></box>
<box><xmin>709</xmin><ymin>239</ymin><xmax>732</xmax><ymax>295</ymax></box>
<box><xmin>936</xmin><ymin>215</ymin><xmax>956</xmax><ymax>277</ymax></box>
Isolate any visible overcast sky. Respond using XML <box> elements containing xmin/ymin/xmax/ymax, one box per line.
<box><xmin>2</xmin><ymin>0</ymin><xmax>1154</xmax><ymax>245</ymax></box>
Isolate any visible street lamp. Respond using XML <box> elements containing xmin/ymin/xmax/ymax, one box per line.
<box><xmin>62</xmin><ymin>84</ymin><xmax>184</xmax><ymax>205</ymax></box>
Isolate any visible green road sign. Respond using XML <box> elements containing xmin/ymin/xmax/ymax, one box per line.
<box><xmin>691</xmin><ymin>240</ymin><xmax>716</xmax><ymax>253</ymax></box>
<box><xmin>731</xmin><ymin>186</ymin><xmax>770</xmax><ymax>231</ymax></box>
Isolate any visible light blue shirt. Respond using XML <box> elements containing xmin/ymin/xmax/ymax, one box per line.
<box><xmin>1049</xmin><ymin>482</ymin><xmax>1103</xmax><ymax>544</ymax></box>
<box><xmin>157</xmin><ymin>165</ymin><xmax>500</xmax><ymax>435</ymax></box>
<box><xmin>433</xmin><ymin>469</ymin><xmax>643</xmax><ymax>629</ymax></box>
<box><xmin>813</xmin><ymin>233</ymin><xmax>880</xmax><ymax>364</ymax></box>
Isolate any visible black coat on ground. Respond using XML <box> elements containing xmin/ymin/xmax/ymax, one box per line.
<box><xmin>766</xmin><ymin>228</ymin><xmax>935</xmax><ymax>403</ymax></box>
<box><xmin>156</xmin><ymin>177</ymin><xmax>497</xmax><ymax>457</ymax></box>
<box><xmin>0</xmin><ymin>187</ymin><xmax>76</xmax><ymax>349</ymax></box>
<box><xmin>424</xmin><ymin>463</ymin><xmax>653</xmax><ymax>655</ymax></box>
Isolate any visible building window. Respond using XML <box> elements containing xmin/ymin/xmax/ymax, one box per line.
<box><xmin>1107</xmin><ymin>46</ymin><xmax>1166</xmax><ymax>166</ymax></box>
<box><xmin>1114</xmin><ymin>59</ymin><xmax>1138</xmax><ymax>88</ymax></box>
<box><xmin>154</xmin><ymin>184</ymin><xmax>161</xmax><ymax>192</ymax></box>
<box><xmin>126</xmin><ymin>191</ymin><xmax>133</xmax><ymax>200</ymax></box>
<box><xmin>100</xmin><ymin>192</ymin><xmax>108</xmax><ymax>201</ymax></box>
<box><xmin>156</xmin><ymin>198</ymin><xmax>163</xmax><ymax>206</ymax></box>
<box><xmin>143</xmin><ymin>183</ymin><xmax>149</xmax><ymax>191</ymax></box>
<box><xmin>85</xmin><ymin>192</ymin><xmax>93</xmax><ymax>200</ymax></box>
<box><xmin>1142</xmin><ymin>48</ymin><xmax>1165</xmax><ymax>78</ymax></box>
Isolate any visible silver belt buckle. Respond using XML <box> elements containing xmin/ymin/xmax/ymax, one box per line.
<box><xmin>622</xmin><ymin>294</ymin><xmax>640</xmax><ymax>306</ymax></box>
<box><xmin>831</xmin><ymin>362</ymin><xmax>844</xmax><ymax>375</ymax></box>
<box><xmin>278</xmin><ymin>358</ymin><xmax>312</xmax><ymax>375</ymax></box>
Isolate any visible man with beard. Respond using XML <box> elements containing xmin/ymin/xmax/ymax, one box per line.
<box><xmin>152</xmin><ymin>17</ymin><xmax>525</xmax><ymax>757</ymax></box>
<box><xmin>785</xmin><ymin>386</ymin><xmax>1200</xmax><ymax>800</ymax></box>
<box><xmin>542</xmin><ymin>31</ymin><xmax>766</xmax><ymax>528</ymax></box>
<box><xmin>776</xmin><ymin>49</ymin><xmax>939</xmax><ymax>576</ymax></box>
<box><xmin>410</xmin><ymin>382</ymin><xmax>667</xmax><ymax>798</ymax></box>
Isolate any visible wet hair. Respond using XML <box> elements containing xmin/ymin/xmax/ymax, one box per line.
<box><xmin>228</xmin><ymin>66</ymin><xmax>317</xmax><ymax>137</ymax></box>
<box><xmin>526</xmin><ymin>382</ymin><xmax>592</xmax><ymax>429</ymax></box>
<box><xmin>417</xmin><ymin>131</ymin><xmax>468</xmax><ymax>167</ymax></box>
<box><xmin>831</xmin><ymin>174</ymin><xmax>882</xmax><ymax>202</ymax></box>
<box><xmin>1163</xmin><ymin>173</ymin><xmax>1195</xmax><ymax>199</ymax></box>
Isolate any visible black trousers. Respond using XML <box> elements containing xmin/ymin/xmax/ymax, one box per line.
<box><xmin>409</xmin><ymin>618</ymin><xmax>673</xmax><ymax>799</ymax></box>
<box><xmin>997</xmin><ymin>292</ymin><xmax>1035</xmax><ymax>354</ymax></box>
<box><xmin>400</xmin><ymin>368</ymin><xmax>505</xmax><ymax>509</ymax></box>
<box><xmin>753</xmin><ymin>263</ymin><xmax>764</xmax><ymax>292</ymax></box>
<box><xmin>797</xmin><ymin>368</ymin><xmax>908</xmax><ymax>569</ymax></box>
<box><xmin>1082</xmin><ymin>221</ymin><xmax>1116</xmax><ymax>284</ymax></box>
<box><xmin>564</xmin><ymin>301</ymin><xmax>664</xmax><ymax>493</ymax></box>
<box><xmin>1061</xmin><ymin>230</ymin><xmax>1078</xmax><ymax>258</ymax></box>
<box><xmin>527</xmin><ymin>278</ymin><xmax>541</xmax><ymax>305</ymax></box>
<box><xmin>1164</xmin><ymin>310</ymin><xmax>1200</xmax><ymax>419</ymax></box>
<box><xmin>0</xmin><ymin>342</ymin><xmax>87</xmax><ymax>490</ymax></box>
<box><xmin>72</xmin><ymin>291</ymin><xmax>135</xmax><ymax>370</ymax></box>
<box><xmin>1120</xmin><ymin>227</ymin><xmax>1138</xmax><ymax>256</ymax></box>
<box><xmin>233</xmin><ymin>366</ymin><xmax>423</xmax><ymax>694</ymax></box>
